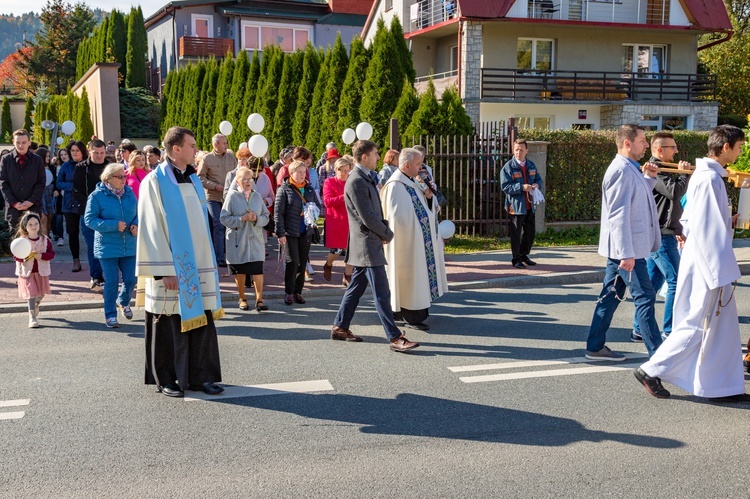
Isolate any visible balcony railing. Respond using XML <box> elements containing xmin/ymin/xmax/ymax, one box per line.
<box><xmin>525</xmin><ymin>0</ymin><xmax>673</xmax><ymax>24</ymax></box>
<box><xmin>179</xmin><ymin>37</ymin><xmax>234</xmax><ymax>59</ymax></box>
<box><xmin>409</xmin><ymin>0</ymin><xmax>458</xmax><ymax>31</ymax></box>
<box><xmin>481</xmin><ymin>69</ymin><xmax>717</xmax><ymax>102</ymax></box>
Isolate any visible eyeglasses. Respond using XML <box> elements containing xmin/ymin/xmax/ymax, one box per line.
<box><xmin>660</xmin><ymin>145</ymin><xmax>678</xmax><ymax>149</ymax></box>
<box><xmin>111</xmin><ymin>175</ymin><xmax>125</xmax><ymax>179</ymax></box>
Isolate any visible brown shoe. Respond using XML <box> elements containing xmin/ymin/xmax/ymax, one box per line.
<box><xmin>331</xmin><ymin>325</ymin><xmax>363</xmax><ymax>342</ymax></box>
<box><xmin>323</xmin><ymin>263</ymin><xmax>333</xmax><ymax>281</ymax></box>
<box><xmin>389</xmin><ymin>335</ymin><xmax>419</xmax><ymax>352</ymax></box>
<box><xmin>342</xmin><ymin>273</ymin><xmax>352</xmax><ymax>287</ymax></box>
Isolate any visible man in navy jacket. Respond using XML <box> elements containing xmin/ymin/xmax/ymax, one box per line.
<box><xmin>0</xmin><ymin>129</ymin><xmax>46</xmax><ymax>230</ymax></box>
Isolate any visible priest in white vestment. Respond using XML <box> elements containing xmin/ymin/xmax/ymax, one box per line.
<box><xmin>380</xmin><ymin>148</ymin><xmax>448</xmax><ymax>331</ymax></box>
<box><xmin>136</xmin><ymin>127</ymin><xmax>225</xmax><ymax>398</ymax></box>
<box><xmin>636</xmin><ymin>125</ymin><xmax>748</xmax><ymax>401</ymax></box>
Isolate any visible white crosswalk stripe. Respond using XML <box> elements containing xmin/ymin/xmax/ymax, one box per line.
<box><xmin>0</xmin><ymin>399</ymin><xmax>30</xmax><ymax>421</ymax></box>
<box><xmin>184</xmin><ymin>379</ymin><xmax>334</xmax><ymax>401</ymax></box>
<box><xmin>449</xmin><ymin>354</ymin><xmax>649</xmax><ymax>383</ymax></box>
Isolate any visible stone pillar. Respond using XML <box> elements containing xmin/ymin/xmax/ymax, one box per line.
<box><xmin>72</xmin><ymin>63</ymin><xmax>122</xmax><ymax>144</ymax></box>
<box><xmin>527</xmin><ymin>141</ymin><xmax>549</xmax><ymax>235</ymax></box>
<box><xmin>460</xmin><ymin>21</ymin><xmax>482</xmax><ymax>126</ymax></box>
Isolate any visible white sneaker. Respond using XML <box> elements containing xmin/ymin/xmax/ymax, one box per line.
<box><xmin>56</xmin><ymin>238</ymin><xmax>64</xmax><ymax>247</ymax></box>
<box><xmin>29</xmin><ymin>314</ymin><xmax>39</xmax><ymax>328</ymax></box>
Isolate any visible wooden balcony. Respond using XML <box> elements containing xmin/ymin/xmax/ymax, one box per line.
<box><xmin>481</xmin><ymin>69</ymin><xmax>717</xmax><ymax>102</ymax></box>
<box><xmin>179</xmin><ymin>37</ymin><xmax>234</xmax><ymax>59</ymax></box>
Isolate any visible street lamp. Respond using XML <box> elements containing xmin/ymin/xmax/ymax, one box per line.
<box><xmin>40</xmin><ymin>120</ymin><xmax>76</xmax><ymax>155</ymax></box>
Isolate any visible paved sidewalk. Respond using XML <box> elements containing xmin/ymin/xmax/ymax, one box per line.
<box><xmin>2</xmin><ymin>234</ymin><xmax>750</xmax><ymax>314</ymax></box>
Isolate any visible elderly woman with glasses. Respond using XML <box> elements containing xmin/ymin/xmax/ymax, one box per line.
<box><xmin>84</xmin><ymin>163</ymin><xmax>138</xmax><ymax>329</ymax></box>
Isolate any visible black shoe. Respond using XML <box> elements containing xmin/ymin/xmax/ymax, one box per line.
<box><xmin>512</xmin><ymin>261</ymin><xmax>526</xmax><ymax>269</ymax></box>
<box><xmin>521</xmin><ymin>256</ymin><xmax>537</xmax><ymax>266</ymax></box>
<box><xmin>634</xmin><ymin>368</ymin><xmax>670</xmax><ymax>398</ymax></box>
<box><xmin>189</xmin><ymin>382</ymin><xmax>224</xmax><ymax>395</ymax></box>
<box><xmin>708</xmin><ymin>393</ymin><xmax>750</xmax><ymax>403</ymax></box>
<box><xmin>159</xmin><ymin>383</ymin><xmax>184</xmax><ymax>398</ymax></box>
<box><xmin>405</xmin><ymin>322</ymin><xmax>430</xmax><ymax>331</ymax></box>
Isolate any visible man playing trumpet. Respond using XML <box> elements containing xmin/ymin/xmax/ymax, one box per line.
<box><xmin>631</xmin><ymin>132</ymin><xmax>693</xmax><ymax>343</ymax></box>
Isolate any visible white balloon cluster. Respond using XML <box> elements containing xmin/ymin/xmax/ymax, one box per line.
<box><xmin>341</xmin><ymin>121</ymin><xmax>374</xmax><ymax>145</ymax></box>
<box><xmin>246</xmin><ymin>113</ymin><xmax>268</xmax><ymax>157</ymax></box>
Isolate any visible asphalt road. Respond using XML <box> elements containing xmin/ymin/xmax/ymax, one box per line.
<box><xmin>2</xmin><ymin>283</ymin><xmax>749</xmax><ymax>498</ymax></box>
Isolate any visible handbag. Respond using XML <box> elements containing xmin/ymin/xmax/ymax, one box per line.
<box><xmin>310</xmin><ymin>225</ymin><xmax>321</xmax><ymax>245</ymax></box>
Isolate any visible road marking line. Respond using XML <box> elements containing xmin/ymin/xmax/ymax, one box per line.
<box><xmin>0</xmin><ymin>399</ymin><xmax>30</xmax><ymax>408</ymax></box>
<box><xmin>448</xmin><ymin>354</ymin><xmax>648</xmax><ymax>372</ymax></box>
<box><xmin>460</xmin><ymin>363</ymin><xmax>642</xmax><ymax>383</ymax></box>
<box><xmin>0</xmin><ymin>411</ymin><xmax>26</xmax><ymax>420</ymax></box>
<box><xmin>184</xmin><ymin>379</ymin><xmax>334</xmax><ymax>402</ymax></box>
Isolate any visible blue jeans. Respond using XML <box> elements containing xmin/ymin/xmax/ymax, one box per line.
<box><xmin>587</xmin><ymin>258</ymin><xmax>662</xmax><ymax>356</ymax></box>
<box><xmin>100</xmin><ymin>256</ymin><xmax>137</xmax><ymax>320</ymax></box>
<box><xmin>334</xmin><ymin>265</ymin><xmax>402</xmax><ymax>341</ymax></box>
<box><xmin>80</xmin><ymin>218</ymin><xmax>103</xmax><ymax>280</ymax></box>
<box><xmin>207</xmin><ymin>200</ymin><xmax>226</xmax><ymax>264</ymax></box>
<box><xmin>633</xmin><ymin>235</ymin><xmax>680</xmax><ymax>336</ymax></box>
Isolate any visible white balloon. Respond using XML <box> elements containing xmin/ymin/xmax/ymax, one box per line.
<box><xmin>10</xmin><ymin>238</ymin><xmax>32</xmax><ymax>260</ymax></box>
<box><xmin>56</xmin><ymin>137</ymin><xmax>64</xmax><ymax>145</ymax></box>
<box><xmin>219</xmin><ymin>120</ymin><xmax>233</xmax><ymax>136</ymax></box>
<box><xmin>60</xmin><ymin>120</ymin><xmax>76</xmax><ymax>136</ymax></box>
<box><xmin>45</xmin><ymin>169</ymin><xmax>54</xmax><ymax>187</ymax></box>
<box><xmin>247</xmin><ymin>113</ymin><xmax>265</xmax><ymax>133</ymax></box>
<box><xmin>438</xmin><ymin>220</ymin><xmax>456</xmax><ymax>239</ymax></box>
<box><xmin>248</xmin><ymin>134</ymin><xmax>269</xmax><ymax>158</ymax></box>
<box><xmin>356</xmin><ymin>122</ymin><xmax>373</xmax><ymax>141</ymax></box>
<box><xmin>238</xmin><ymin>142</ymin><xmax>248</xmax><ymax>151</ymax></box>
<box><xmin>341</xmin><ymin>128</ymin><xmax>356</xmax><ymax>145</ymax></box>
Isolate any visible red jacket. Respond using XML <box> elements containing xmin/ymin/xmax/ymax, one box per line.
<box><xmin>323</xmin><ymin>177</ymin><xmax>349</xmax><ymax>250</ymax></box>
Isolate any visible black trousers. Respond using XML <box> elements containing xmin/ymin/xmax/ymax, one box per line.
<box><xmin>284</xmin><ymin>234</ymin><xmax>311</xmax><ymax>294</ymax></box>
<box><xmin>63</xmin><ymin>212</ymin><xmax>80</xmax><ymax>259</ymax></box>
<box><xmin>508</xmin><ymin>212</ymin><xmax>536</xmax><ymax>262</ymax></box>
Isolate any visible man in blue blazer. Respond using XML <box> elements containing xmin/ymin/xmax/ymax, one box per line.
<box><xmin>586</xmin><ymin>124</ymin><xmax>663</xmax><ymax>360</ymax></box>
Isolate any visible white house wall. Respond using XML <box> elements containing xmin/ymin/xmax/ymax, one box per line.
<box><xmin>480</xmin><ymin>102</ymin><xmax>602</xmax><ymax>129</ymax></box>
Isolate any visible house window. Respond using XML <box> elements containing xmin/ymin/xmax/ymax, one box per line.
<box><xmin>640</xmin><ymin>115</ymin><xmax>689</xmax><ymax>130</ymax></box>
<box><xmin>241</xmin><ymin>20</ymin><xmax>312</xmax><ymax>52</ymax></box>
<box><xmin>192</xmin><ymin>14</ymin><xmax>214</xmax><ymax>38</ymax></box>
<box><xmin>516</xmin><ymin>116</ymin><xmax>552</xmax><ymax>129</ymax></box>
<box><xmin>385</xmin><ymin>0</ymin><xmax>393</xmax><ymax>10</ymax></box>
<box><xmin>517</xmin><ymin>38</ymin><xmax>554</xmax><ymax>71</ymax></box>
<box><xmin>622</xmin><ymin>44</ymin><xmax>666</xmax><ymax>77</ymax></box>
<box><xmin>450</xmin><ymin>45</ymin><xmax>458</xmax><ymax>72</ymax></box>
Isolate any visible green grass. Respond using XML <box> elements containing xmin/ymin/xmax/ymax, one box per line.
<box><xmin>444</xmin><ymin>226</ymin><xmax>600</xmax><ymax>254</ymax></box>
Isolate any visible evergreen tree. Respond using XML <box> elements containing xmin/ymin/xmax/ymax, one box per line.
<box><xmin>319</xmin><ymin>34</ymin><xmax>349</xmax><ymax>152</ymax></box>
<box><xmin>388</xmin><ymin>78</ymin><xmax>420</xmax><ymax>148</ymax></box>
<box><xmin>271</xmin><ymin>50</ymin><xmax>303</xmax><ymax>157</ymax></box>
<box><xmin>226</xmin><ymin>49</ymin><xmax>250</xmax><ymax>147</ymax></box>
<box><xmin>404</xmin><ymin>78</ymin><xmax>440</xmax><ymax>140</ymax></box>
<box><xmin>257</xmin><ymin>47</ymin><xmax>284</xmax><ymax>151</ymax></box>
<box><xmin>292</xmin><ymin>44</ymin><xmax>321</xmax><ymax>146</ymax></box>
<box><xmin>32</xmin><ymin>101</ymin><xmax>47</xmax><ymax>141</ymax></box>
<box><xmin>305</xmin><ymin>48</ymin><xmax>330</xmax><ymax>153</ymax></box>
<box><xmin>212</xmin><ymin>53</ymin><xmax>235</xmax><ymax>141</ymax></box>
<box><xmin>199</xmin><ymin>59</ymin><xmax>220</xmax><ymax>149</ymax></box>
<box><xmin>390</xmin><ymin>16</ymin><xmax>416</xmax><ymax>84</ymax></box>
<box><xmin>437</xmin><ymin>85</ymin><xmax>474</xmax><ymax>137</ymax></box>
<box><xmin>125</xmin><ymin>6</ymin><xmax>148</xmax><ymax>88</ymax></box>
<box><xmin>185</xmin><ymin>64</ymin><xmax>206</xmax><ymax>135</ymax></box>
<box><xmin>360</xmin><ymin>18</ymin><xmax>403</xmax><ymax>149</ymax></box>
<box><xmin>159</xmin><ymin>70</ymin><xmax>175</xmax><ymax>137</ymax></box>
<box><xmin>335</xmin><ymin>36</ymin><xmax>369</xmax><ymax>146</ymax></box>
<box><xmin>1</xmin><ymin>96</ymin><xmax>12</xmax><ymax>142</ymax></box>
<box><xmin>253</xmin><ymin>46</ymin><xmax>273</xmax><ymax>113</ymax></box>
<box><xmin>77</xmin><ymin>88</ymin><xmax>95</xmax><ymax>142</ymax></box>
<box><xmin>241</xmin><ymin>50</ymin><xmax>262</xmax><ymax>130</ymax></box>
<box><xmin>106</xmin><ymin>10</ymin><xmax>127</xmax><ymax>84</ymax></box>
<box><xmin>23</xmin><ymin>97</ymin><xmax>34</xmax><ymax>131</ymax></box>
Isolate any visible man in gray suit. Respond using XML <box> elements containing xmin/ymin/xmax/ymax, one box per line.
<box><xmin>331</xmin><ymin>140</ymin><xmax>419</xmax><ymax>352</ymax></box>
<box><xmin>586</xmin><ymin>124</ymin><xmax>663</xmax><ymax>360</ymax></box>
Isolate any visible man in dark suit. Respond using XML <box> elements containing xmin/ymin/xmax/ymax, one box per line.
<box><xmin>331</xmin><ymin>140</ymin><xmax>419</xmax><ymax>353</ymax></box>
<box><xmin>0</xmin><ymin>129</ymin><xmax>46</xmax><ymax>230</ymax></box>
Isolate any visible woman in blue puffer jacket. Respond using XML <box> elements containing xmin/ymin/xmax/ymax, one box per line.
<box><xmin>84</xmin><ymin>163</ymin><xmax>138</xmax><ymax>329</ymax></box>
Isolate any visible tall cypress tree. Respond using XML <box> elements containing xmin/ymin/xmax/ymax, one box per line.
<box><xmin>23</xmin><ymin>97</ymin><xmax>34</xmax><ymax>131</ymax></box>
<box><xmin>305</xmin><ymin>47</ymin><xmax>331</xmax><ymax>152</ymax></box>
<box><xmin>212</xmin><ymin>53</ymin><xmax>235</xmax><ymax>140</ymax></box>
<box><xmin>390</xmin><ymin>16</ymin><xmax>416</xmax><ymax>84</ymax></box>
<box><xmin>257</xmin><ymin>47</ymin><xmax>284</xmax><ymax>151</ymax></box>
<box><xmin>335</xmin><ymin>36</ymin><xmax>369</xmax><ymax>146</ymax></box>
<box><xmin>159</xmin><ymin>70</ymin><xmax>175</xmax><ymax>136</ymax></box>
<box><xmin>319</xmin><ymin>34</ymin><xmax>349</xmax><ymax>153</ymax></box>
<box><xmin>360</xmin><ymin>19</ymin><xmax>403</xmax><ymax>149</ymax></box>
<box><xmin>437</xmin><ymin>85</ymin><xmax>474</xmax><ymax>137</ymax></box>
<box><xmin>252</xmin><ymin>46</ymin><xmax>273</xmax><ymax>113</ymax></box>
<box><xmin>271</xmin><ymin>50</ymin><xmax>303</xmax><ymax>157</ymax></box>
<box><xmin>185</xmin><ymin>64</ymin><xmax>207</xmax><ymax>135</ymax></box>
<box><xmin>226</xmin><ymin>49</ymin><xmax>250</xmax><ymax>147</ymax></box>
<box><xmin>107</xmin><ymin>10</ymin><xmax>128</xmax><ymax>84</ymax></box>
<box><xmin>1</xmin><ymin>97</ymin><xmax>12</xmax><ymax>142</ymax></box>
<box><xmin>404</xmin><ymin>78</ymin><xmax>440</xmax><ymax>140</ymax></box>
<box><xmin>241</xmin><ymin>50</ymin><xmax>262</xmax><ymax>132</ymax></box>
<box><xmin>199</xmin><ymin>59</ymin><xmax>220</xmax><ymax>149</ymax></box>
<box><xmin>388</xmin><ymin>78</ymin><xmax>420</xmax><ymax>148</ymax></box>
<box><xmin>77</xmin><ymin>88</ymin><xmax>95</xmax><ymax>142</ymax></box>
<box><xmin>292</xmin><ymin>44</ymin><xmax>321</xmax><ymax>146</ymax></box>
<box><xmin>125</xmin><ymin>6</ymin><xmax>148</xmax><ymax>88</ymax></box>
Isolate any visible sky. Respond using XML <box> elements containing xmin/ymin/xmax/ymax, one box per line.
<box><xmin>1</xmin><ymin>0</ymin><xmax>165</xmax><ymax>18</ymax></box>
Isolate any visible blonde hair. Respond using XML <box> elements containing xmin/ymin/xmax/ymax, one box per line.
<box><xmin>101</xmin><ymin>163</ymin><xmax>125</xmax><ymax>183</ymax></box>
<box><xmin>129</xmin><ymin>150</ymin><xmax>149</xmax><ymax>171</ymax></box>
<box><xmin>288</xmin><ymin>160</ymin><xmax>308</xmax><ymax>174</ymax></box>
<box><xmin>334</xmin><ymin>157</ymin><xmax>352</xmax><ymax>172</ymax></box>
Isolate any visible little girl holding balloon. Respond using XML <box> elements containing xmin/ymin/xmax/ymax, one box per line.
<box><xmin>12</xmin><ymin>212</ymin><xmax>55</xmax><ymax>328</ymax></box>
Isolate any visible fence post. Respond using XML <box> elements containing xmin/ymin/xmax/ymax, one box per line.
<box><xmin>389</xmin><ymin>118</ymin><xmax>399</xmax><ymax>150</ymax></box>
<box><xmin>507</xmin><ymin>117</ymin><xmax>517</xmax><ymax>156</ymax></box>
<box><xmin>526</xmin><ymin>140</ymin><xmax>550</xmax><ymax>236</ymax></box>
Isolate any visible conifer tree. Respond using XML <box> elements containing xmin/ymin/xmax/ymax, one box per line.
<box><xmin>388</xmin><ymin>78</ymin><xmax>420</xmax><ymax>148</ymax></box>
<box><xmin>437</xmin><ymin>85</ymin><xmax>474</xmax><ymax>137</ymax></box>
<box><xmin>77</xmin><ymin>88</ymin><xmax>95</xmax><ymax>142</ymax></box>
<box><xmin>360</xmin><ymin>18</ymin><xmax>403</xmax><ymax>149</ymax></box>
<box><xmin>212</xmin><ymin>53</ymin><xmax>235</xmax><ymax>140</ymax></box>
<box><xmin>241</xmin><ymin>50</ymin><xmax>262</xmax><ymax>129</ymax></box>
<box><xmin>199</xmin><ymin>59</ymin><xmax>220</xmax><ymax>149</ymax></box>
<box><xmin>253</xmin><ymin>46</ymin><xmax>273</xmax><ymax>113</ymax></box>
<box><xmin>185</xmin><ymin>64</ymin><xmax>206</xmax><ymax>135</ymax></box>
<box><xmin>404</xmin><ymin>78</ymin><xmax>440</xmax><ymax>140</ymax></box>
<box><xmin>271</xmin><ymin>50</ymin><xmax>303</xmax><ymax>157</ymax></box>
<box><xmin>159</xmin><ymin>70</ymin><xmax>175</xmax><ymax>137</ymax></box>
<box><xmin>125</xmin><ymin>6</ymin><xmax>148</xmax><ymax>88</ymax></box>
<box><xmin>1</xmin><ymin>96</ymin><xmax>12</xmax><ymax>142</ymax></box>
<box><xmin>335</xmin><ymin>36</ymin><xmax>369</xmax><ymax>146</ymax></box>
<box><xmin>106</xmin><ymin>10</ymin><xmax>128</xmax><ymax>84</ymax></box>
<box><xmin>23</xmin><ymin>97</ymin><xmax>34</xmax><ymax>131</ymax></box>
<box><xmin>319</xmin><ymin>34</ymin><xmax>349</xmax><ymax>153</ymax></box>
<box><xmin>305</xmin><ymin>47</ymin><xmax>331</xmax><ymax>152</ymax></box>
<box><xmin>226</xmin><ymin>49</ymin><xmax>250</xmax><ymax>147</ymax></box>
<box><xmin>292</xmin><ymin>44</ymin><xmax>321</xmax><ymax>146</ymax></box>
<box><xmin>257</xmin><ymin>47</ymin><xmax>285</xmax><ymax>151</ymax></box>
<box><xmin>390</xmin><ymin>16</ymin><xmax>415</xmax><ymax>84</ymax></box>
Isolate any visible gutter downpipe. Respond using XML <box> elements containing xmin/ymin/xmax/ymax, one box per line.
<box><xmin>172</xmin><ymin>7</ymin><xmax>179</xmax><ymax>72</ymax></box>
<box><xmin>697</xmin><ymin>30</ymin><xmax>732</xmax><ymax>51</ymax></box>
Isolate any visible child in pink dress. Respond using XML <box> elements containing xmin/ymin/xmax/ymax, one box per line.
<box><xmin>14</xmin><ymin>212</ymin><xmax>55</xmax><ymax>328</ymax></box>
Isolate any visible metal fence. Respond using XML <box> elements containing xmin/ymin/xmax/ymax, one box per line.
<box><xmin>410</xmin><ymin>121</ymin><xmax>516</xmax><ymax>237</ymax></box>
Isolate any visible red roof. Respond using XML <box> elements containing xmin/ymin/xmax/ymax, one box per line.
<box><xmin>455</xmin><ymin>0</ymin><xmax>731</xmax><ymax>30</ymax></box>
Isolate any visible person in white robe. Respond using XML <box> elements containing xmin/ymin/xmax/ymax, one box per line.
<box><xmin>136</xmin><ymin>126</ymin><xmax>225</xmax><ymax>399</ymax></box>
<box><xmin>380</xmin><ymin>148</ymin><xmax>448</xmax><ymax>331</ymax></box>
<box><xmin>636</xmin><ymin>125</ymin><xmax>748</xmax><ymax>401</ymax></box>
